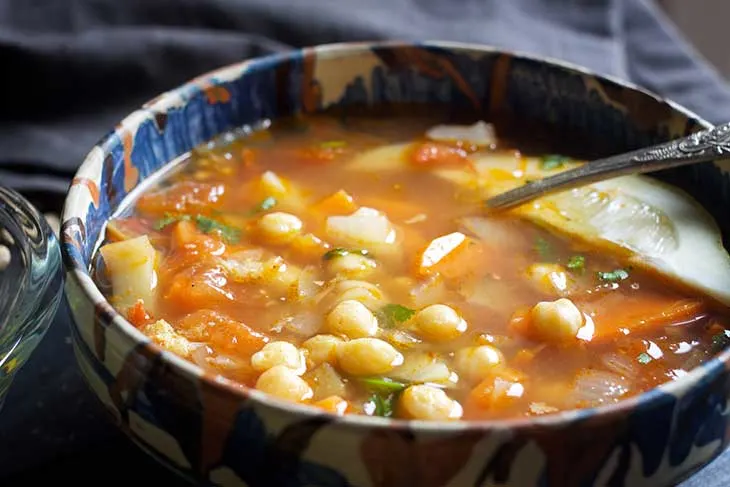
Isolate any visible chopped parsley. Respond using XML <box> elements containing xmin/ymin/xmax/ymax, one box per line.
<box><xmin>711</xmin><ymin>330</ymin><xmax>730</xmax><ymax>353</ymax></box>
<box><xmin>360</xmin><ymin>377</ymin><xmax>407</xmax><ymax>394</ymax></box>
<box><xmin>637</xmin><ymin>352</ymin><xmax>652</xmax><ymax>365</ymax></box>
<box><xmin>320</xmin><ymin>140</ymin><xmax>347</xmax><ymax>149</ymax></box>
<box><xmin>322</xmin><ymin>248</ymin><xmax>373</xmax><ymax>261</ymax></box>
<box><xmin>596</xmin><ymin>268</ymin><xmax>630</xmax><ymax>283</ymax></box>
<box><xmin>246</xmin><ymin>196</ymin><xmax>277</xmax><ymax>216</ymax></box>
<box><xmin>566</xmin><ymin>255</ymin><xmax>585</xmax><ymax>273</ymax></box>
<box><xmin>154</xmin><ymin>213</ymin><xmax>240</xmax><ymax>243</ymax></box>
<box><xmin>376</xmin><ymin>303</ymin><xmax>416</xmax><ymax>328</ymax></box>
<box><xmin>193</xmin><ymin>215</ymin><xmax>241</xmax><ymax>243</ymax></box>
<box><xmin>540</xmin><ymin>154</ymin><xmax>570</xmax><ymax>170</ymax></box>
<box><xmin>533</xmin><ymin>237</ymin><xmax>553</xmax><ymax>260</ymax></box>
<box><xmin>370</xmin><ymin>393</ymin><xmax>396</xmax><ymax>418</ymax></box>
<box><xmin>154</xmin><ymin>214</ymin><xmax>190</xmax><ymax>230</ymax></box>
<box><xmin>256</xmin><ymin>196</ymin><xmax>278</xmax><ymax>212</ymax></box>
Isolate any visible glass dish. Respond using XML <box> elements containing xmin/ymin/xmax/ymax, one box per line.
<box><xmin>0</xmin><ymin>186</ymin><xmax>63</xmax><ymax>409</ymax></box>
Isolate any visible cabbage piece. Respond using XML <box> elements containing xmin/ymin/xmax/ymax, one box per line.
<box><xmin>99</xmin><ymin>235</ymin><xmax>158</xmax><ymax>313</ymax></box>
<box><xmin>326</xmin><ymin>207</ymin><xmax>398</xmax><ymax>256</ymax></box>
<box><xmin>426</xmin><ymin>121</ymin><xmax>496</xmax><ymax>147</ymax></box>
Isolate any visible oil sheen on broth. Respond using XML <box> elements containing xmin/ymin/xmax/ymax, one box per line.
<box><xmin>96</xmin><ymin>114</ymin><xmax>730</xmax><ymax>421</ymax></box>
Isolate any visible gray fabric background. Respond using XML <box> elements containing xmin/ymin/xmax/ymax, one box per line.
<box><xmin>0</xmin><ymin>0</ymin><xmax>728</xmax><ymax>485</ymax></box>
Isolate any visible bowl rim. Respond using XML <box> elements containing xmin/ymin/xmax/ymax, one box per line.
<box><xmin>61</xmin><ymin>40</ymin><xmax>729</xmax><ymax>432</ymax></box>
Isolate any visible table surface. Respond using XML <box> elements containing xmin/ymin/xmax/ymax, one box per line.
<box><xmin>0</xmin><ymin>301</ymin><xmax>726</xmax><ymax>486</ymax></box>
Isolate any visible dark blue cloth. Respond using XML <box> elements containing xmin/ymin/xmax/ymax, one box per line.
<box><xmin>1</xmin><ymin>0</ymin><xmax>729</xmax><ymax>485</ymax></box>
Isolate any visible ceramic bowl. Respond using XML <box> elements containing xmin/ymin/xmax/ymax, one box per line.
<box><xmin>61</xmin><ymin>41</ymin><xmax>730</xmax><ymax>487</ymax></box>
<box><xmin>0</xmin><ymin>186</ymin><xmax>63</xmax><ymax>409</ymax></box>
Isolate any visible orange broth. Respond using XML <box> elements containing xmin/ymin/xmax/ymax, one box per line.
<box><xmin>96</xmin><ymin>114</ymin><xmax>730</xmax><ymax>421</ymax></box>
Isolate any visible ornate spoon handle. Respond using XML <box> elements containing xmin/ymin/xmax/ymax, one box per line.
<box><xmin>485</xmin><ymin>122</ymin><xmax>730</xmax><ymax>211</ymax></box>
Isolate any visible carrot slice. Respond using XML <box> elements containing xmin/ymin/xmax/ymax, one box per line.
<box><xmin>466</xmin><ymin>369</ymin><xmax>526</xmax><ymax>412</ymax></box>
<box><xmin>414</xmin><ymin>232</ymin><xmax>488</xmax><ymax>280</ymax></box>
<box><xmin>575</xmin><ymin>292</ymin><xmax>707</xmax><ymax>343</ymax></box>
<box><xmin>313</xmin><ymin>395</ymin><xmax>350</xmax><ymax>415</ymax></box>
<box><xmin>176</xmin><ymin>309</ymin><xmax>269</xmax><ymax>356</ymax></box>
<box><xmin>311</xmin><ymin>190</ymin><xmax>358</xmax><ymax>216</ymax></box>
<box><xmin>409</xmin><ymin>142</ymin><xmax>468</xmax><ymax>167</ymax></box>
<box><xmin>126</xmin><ymin>299</ymin><xmax>152</xmax><ymax>327</ymax></box>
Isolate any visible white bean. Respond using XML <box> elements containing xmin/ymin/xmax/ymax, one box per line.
<box><xmin>255</xmin><ymin>365</ymin><xmax>313</xmax><ymax>402</ymax></box>
<box><xmin>399</xmin><ymin>384</ymin><xmax>463</xmax><ymax>420</ymax></box>
<box><xmin>413</xmin><ymin>304</ymin><xmax>467</xmax><ymax>342</ymax></box>
<box><xmin>337</xmin><ymin>338</ymin><xmax>403</xmax><ymax>376</ymax></box>
<box><xmin>302</xmin><ymin>334</ymin><xmax>344</xmax><ymax>366</ymax></box>
<box><xmin>327</xmin><ymin>252</ymin><xmax>377</xmax><ymax>279</ymax></box>
<box><xmin>530</xmin><ymin>298</ymin><xmax>583</xmax><ymax>342</ymax></box>
<box><xmin>326</xmin><ymin>300</ymin><xmax>379</xmax><ymax>338</ymax></box>
<box><xmin>251</xmin><ymin>341</ymin><xmax>306</xmax><ymax>374</ymax></box>
<box><xmin>257</xmin><ymin>212</ymin><xmax>303</xmax><ymax>244</ymax></box>
<box><xmin>453</xmin><ymin>345</ymin><xmax>504</xmax><ymax>383</ymax></box>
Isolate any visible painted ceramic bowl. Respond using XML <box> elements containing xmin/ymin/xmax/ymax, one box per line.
<box><xmin>0</xmin><ymin>186</ymin><xmax>63</xmax><ymax>409</ymax></box>
<box><xmin>60</xmin><ymin>42</ymin><xmax>730</xmax><ymax>486</ymax></box>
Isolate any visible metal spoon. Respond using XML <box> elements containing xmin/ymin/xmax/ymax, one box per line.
<box><xmin>484</xmin><ymin>121</ymin><xmax>730</xmax><ymax>211</ymax></box>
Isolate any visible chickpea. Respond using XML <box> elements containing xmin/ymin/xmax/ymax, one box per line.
<box><xmin>326</xmin><ymin>279</ymin><xmax>386</xmax><ymax>311</ymax></box>
<box><xmin>413</xmin><ymin>304</ymin><xmax>467</xmax><ymax>342</ymax></box>
<box><xmin>327</xmin><ymin>253</ymin><xmax>377</xmax><ymax>279</ymax></box>
<box><xmin>453</xmin><ymin>345</ymin><xmax>504</xmax><ymax>383</ymax></box>
<box><xmin>251</xmin><ymin>341</ymin><xmax>306</xmax><ymax>374</ymax></box>
<box><xmin>302</xmin><ymin>334</ymin><xmax>344</xmax><ymax>366</ymax></box>
<box><xmin>399</xmin><ymin>384</ymin><xmax>463</xmax><ymax>420</ymax></box>
<box><xmin>326</xmin><ymin>300</ymin><xmax>379</xmax><ymax>338</ymax></box>
<box><xmin>262</xmin><ymin>257</ymin><xmax>302</xmax><ymax>297</ymax></box>
<box><xmin>526</xmin><ymin>263</ymin><xmax>569</xmax><ymax>294</ymax></box>
<box><xmin>257</xmin><ymin>212</ymin><xmax>303</xmax><ymax>244</ymax></box>
<box><xmin>530</xmin><ymin>298</ymin><xmax>583</xmax><ymax>342</ymax></box>
<box><xmin>337</xmin><ymin>338</ymin><xmax>404</xmax><ymax>376</ymax></box>
<box><xmin>255</xmin><ymin>365</ymin><xmax>313</xmax><ymax>402</ymax></box>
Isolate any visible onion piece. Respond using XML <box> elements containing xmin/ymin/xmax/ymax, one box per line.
<box><xmin>221</xmin><ymin>249</ymin><xmax>266</xmax><ymax>283</ymax></box>
<box><xmin>191</xmin><ymin>344</ymin><xmax>215</xmax><ymax>372</ymax></box>
<box><xmin>272</xmin><ymin>311</ymin><xmax>322</xmax><ymax>338</ymax></box>
<box><xmin>389</xmin><ymin>352</ymin><xmax>454</xmax><ymax>385</ymax></box>
<box><xmin>325</xmin><ymin>207</ymin><xmax>398</xmax><ymax>255</ymax></box>
<box><xmin>601</xmin><ymin>353</ymin><xmax>638</xmax><ymax>379</ymax></box>
<box><xmin>380</xmin><ymin>329</ymin><xmax>422</xmax><ymax>350</ymax></box>
<box><xmin>296</xmin><ymin>265</ymin><xmax>321</xmax><ymax>300</ymax></box>
<box><xmin>426</xmin><ymin>121</ymin><xmax>496</xmax><ymax>147</ymax></box>
<box><xmin>571</xmin><ymin>369</ymin><xmax>631</xmax><ymax>406</ymax></box>
<box><xmin>458</xmin><ymin>216</ymin><xmax>530</xmax><ymax>252</ymax></box>
<box><xmin>409</xmin><ymin>274</ymin><xmax>448</xmax><ymax>309</ymax></box>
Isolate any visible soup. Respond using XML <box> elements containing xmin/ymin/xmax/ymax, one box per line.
<box><xmin>96</xmin><ymin>114</ymin><xmax>730</xmax><ymax>421</ymax></box>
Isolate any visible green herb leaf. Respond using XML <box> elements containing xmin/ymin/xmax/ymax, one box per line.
<box><xmin>246</xmin><ymin>196</ymin><xmax>278</xmax><ymax>216</ymax></box>
<box><xmin>320</xmin><ymin>140</ymin><xmax>347</xmax><ymax>149</ymax></box>
<box><xmin>566</xmin><ymin>255</ymin><xmax>585</xmax><ymax>273</ymax></box>
<box><xmin>154</xmin><ymin>214</ymin><xmax>191</xmax><ymax>230</ymax></box>
<box><xmin>637</xmin><ymin>352</ymin><xmax>652</xmax><ymax>365</ymax></box>
<box><xmin>370</xmin><ymin>393</ymin><xmax>396</xmax><ymax>418</ymax></box>
<box><xmin>534</xmin><ymin>237</ymin><xmax>553</xmax><ymax>260</ymax></box>
<box><xmin>711</xmin><ymin>330</ymin><xmax>730</xmax><ymax>353</ymax></box>
<box><xmin>194</xmin><ymin>215</ymin><xmax>241</xmax><ymax>243</ymax></box>
<box><xmin>377</xmin><ymin>303</ymin><xmax>416</xmax><ymax>328</ymax></box>
<box><xmin>322</xmin><ymin>248</ymin><xmax>372</xmax><ymax>261</ymax></box>
<box><xmin>257</xmin><ymin>196</ymin><xmax>278</xmax><ymax>212</ymax></box>
<box><xmin>596</xmin><ymin>268</ymin><xmax>630</xmax><ymax>283</ymax></box>
<box><xmin>360</xmin><ymin>377</ymin><xmax>408</xmax><ymax>394</ymax></box>
<box><xmin>540</xmin><ymin>154</ymin><xmax>569</xmax><ymax>170</ymax></box>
